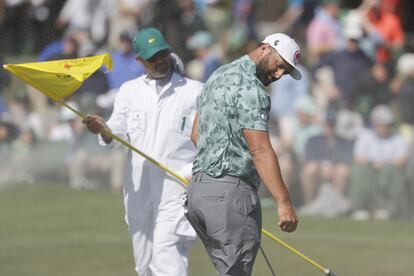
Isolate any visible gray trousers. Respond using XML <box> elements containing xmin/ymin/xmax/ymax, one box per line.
<box><xmin>186</xmin><ymin>173</ymin><xmax>262</xmax><ymax>276</ymax></box>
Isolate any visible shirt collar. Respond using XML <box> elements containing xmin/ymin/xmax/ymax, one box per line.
<box><xmin>240</xmin><ymin>55</ymin><xmax>256</xmax><ymax>75</ymax></box>
<box><xmin>240</xmin><ymin>55</ymin><xmax>266</xmax><ymax>90</ymax></box>
<box><xmin>143</xmin><ymin>71</ymin><xmax>186</xmax><ymax>96</ymax></box>
<box><xmin>143</xmin><ymin>71</ymin><xmax>183</xmax><ymax>85</ymax></box>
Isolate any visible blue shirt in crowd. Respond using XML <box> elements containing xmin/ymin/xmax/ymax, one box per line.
<box><xmin>106</xmin><ymin>50</ymin><xmax>144</xmax><ymax>90</ymax></box>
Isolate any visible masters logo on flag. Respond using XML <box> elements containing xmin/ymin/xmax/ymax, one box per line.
<box><xmin>3</xmin><ymin>54</ymin><xmax>112</xmax><ymax>101</ymax></box>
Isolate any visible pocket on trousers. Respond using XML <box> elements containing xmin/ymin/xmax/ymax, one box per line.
<box><xmin>199</xmin><ymin>184</ymin><xmax>235</xmax><ymax>202</ymax></box>
<box><xmin>234</xmin><ymin>188</ymin><xmax>256</xmax><ymax>216</ymax></box>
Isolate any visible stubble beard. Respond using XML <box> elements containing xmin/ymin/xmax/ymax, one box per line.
<box><xmin>256</xmin><ymin>55</ymin><xmax>273</xmax><ymax>87</ymax></box>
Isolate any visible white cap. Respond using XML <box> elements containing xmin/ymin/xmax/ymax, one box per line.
<box><xmin>370</xmin><ymin>105</ymin><xmax>394</xmax><ymax>125</ymax></box>
<box><xmin>262</xmin><ymin>33</ymin><xmax>302</xmax><ymax>80</ymax></box>
<box><xmin>343</xmin><ymin>25</ymin><xmax>363</xmax><ymax>40</ymax></box>
<box><xmin>343</xmin><ymin>12</ymin><xmax>363</xmax><ymax>40</ymax></box>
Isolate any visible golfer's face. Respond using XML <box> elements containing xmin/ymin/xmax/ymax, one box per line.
<box><xmin>139</xmin><ymin>49</ymin><xmax>172</xmax><ymax>79</ymax></box>
<box><xmin>256</xmin><ymin>47</ymin><xmax>292</xmax><ymax>86</ymax></box>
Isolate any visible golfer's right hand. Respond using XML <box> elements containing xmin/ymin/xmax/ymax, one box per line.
<box><xmin>277</xmin><ymin>201</ymin><xmax>298</xmax><ymax>233</ymax></box>
<box><xmin>82</xmin><ymin>114</ymin><xmax>106</xmax><ymax>134</ymax></box>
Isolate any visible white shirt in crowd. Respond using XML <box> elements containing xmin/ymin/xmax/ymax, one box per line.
<box><xmin>354</xmin><ymin>128</ymin><xmax>409</xmax><ymax>163</ymax></box>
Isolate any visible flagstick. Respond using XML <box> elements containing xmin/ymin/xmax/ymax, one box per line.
<box><xmin>57</xmin><ymin>99</ymin><xmax>333</xmax><ymax>275</ymax></box>
<box><xmin>57</xmin><ymin>99</ymin><xmax>86</xmax><ymax>119</ymax></box>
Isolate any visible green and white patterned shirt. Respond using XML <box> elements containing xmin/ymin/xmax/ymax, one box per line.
<box><xmin>192</xmin><ymin>55</ymin><xmax>270</xmax><ymax>188</ymax></box>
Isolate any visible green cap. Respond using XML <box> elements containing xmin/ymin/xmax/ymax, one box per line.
<box><xmin>132</xmin><ymin>28</ymin><xmax>171</xmax><ymax>60</ymax></box>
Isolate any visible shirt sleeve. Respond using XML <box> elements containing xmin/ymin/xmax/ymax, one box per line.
<box><xmin>237</xmin><ymin>85</ymin><xmax>270</xmax><ymax>131</ymax></box>
<box><xmin>98</xmin><ymin>87</ymin><xmax>129</xmax><ymax>147</ymax></box>
<box><xmin>392</xmin><ymin>135</ymin><xmax>409</xmax><ymax>161</ymax></box>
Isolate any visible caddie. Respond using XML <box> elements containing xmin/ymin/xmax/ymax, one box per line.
<box><xmin>83</xmin><ymin>27</ymin><xmax>203</xmax><ymax>276</ymax></box>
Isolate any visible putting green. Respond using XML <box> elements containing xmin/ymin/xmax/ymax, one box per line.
<box><xmin>0</xmin><ymin>184</ymin><xmax>412</xmax><ymax>276</ymax></box>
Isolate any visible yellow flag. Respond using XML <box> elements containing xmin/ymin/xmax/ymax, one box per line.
<box><xmin>3</xmin><ymin>54</ymin><xmax>112</xmax><ymax>101</ymax></box>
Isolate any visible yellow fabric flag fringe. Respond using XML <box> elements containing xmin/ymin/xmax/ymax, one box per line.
<box><xmin>3</xmin><ymin>54</ymin><xmax>112</xmax><ymax>101</ymax></box>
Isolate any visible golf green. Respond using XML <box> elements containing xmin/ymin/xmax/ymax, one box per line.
<box><xmin>0</xmin><ymin>184</ymin><xmax>412</xmax><ymax>276</ymax></box>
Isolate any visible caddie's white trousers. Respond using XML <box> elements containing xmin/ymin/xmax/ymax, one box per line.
<box><xmin>123</xmin><ymin>162</ymin><xmax>196</xmax><ymax>276</ymax></box>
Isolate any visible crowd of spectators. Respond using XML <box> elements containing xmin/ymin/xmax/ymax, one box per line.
<box><xmin>1</xmin><ymin>0</ymin><xmax>413</xmax><ymax>221</ymax></box>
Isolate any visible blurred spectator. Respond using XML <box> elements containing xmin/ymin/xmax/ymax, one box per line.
<box><xmin>270</xmin><ymin>63</ymin><xmax>310</xmax><ymax>147</ymax></box>
<box><xmin>342</xmin><ymin>6</ymin><xmax>383</xmax><ymax>61</ymax></box>
<box><xmin>401</xmin><ymin>0</ymin><xmax>414</xmax><ymax>34</ymax></box>
<box><xmin>37</xmin><ymin>39</ymin><xmax>64</xmax><ymax>61</ymax></box>
<box><xmin>106</xmin><ymin>30</ymin><xmax>144</xmax><ymax>90</ymax></box>
<box><xmin>107</xmin><ymin>0</ymin><xmax>146</xmax><ymax>48</ymax></box>
<box><xmin>292</xmin><ymin>95</ymin><xmax>322</xmax><ymax>162</ymax></box>
<box><xmin>55</xmin><ymin>104</ymin><xmax>92</xmax><ymax>189</ymax></box>
<box><xmin>27</xmin><ymin>0</ymin><xmax>64</xmax><ymax>54</ymax></box>
<box><xmin>0</xmin><ymin>119</ymin><xmax>19</xmax><ymax>185</ymax></box>
<box><xmin>349</xmin><ymin>63</ymin><xmax>392</xmax><ymax>125</ymax></box>
<box><xmin>56</xmin><ymin>0</ymin><xmax>114</xmax><ymax>48</ymax></box>
<box><xmin>178</xmin><ymin>0</ymin><xmax>208</xmax><ymax>41</ymax></box>
<box><xmin>270</xmin><ymin>95</ymin><xmax>321</xmax><ymax>203</ymax></box>
<box><xmin>393</xmin><ymin>53</ymin><xmax>414</xmax><ymax>145</ymax></box>
<box><xmin>350</xmin><ymin>105</ymin><xmax>409</xmax><ymax>220</ymax></box>
<box><xmin>268</xmin><ymin>64</ymin><xmax>310</xmax><ymax>191</ymax></box>
<box><xmin>381</xmin><ymin>0</ymin><xmax>402</xmax><ymax>22</ymax></box>
<box><xmin>56</xmin><ymin>0</ymin><xmax>93</xmax><ymax>32</ymax></box>
<box><xmin>299</xmin><ymin>112</ymin><xmax>353</xmax><ymax>215</ymax></box>
<box><xmin>306</xmin><ymin>0</ymin><xmax>341</xmax><ymax>64</ymax></box>
<box><xmin>274</xmin><ymin>0</ymin><xmax>319</xmax><ymax>45</ymax></box>
<box><xmin>312</xmin><ymin>24</ymin><xmax>373</xmax><ymax>114</ymax></box>
<box><xmin>10</xmin><ymin>125</ymin><xmax>36</xmax><ymax>183</ymax></box>
<box><xmin>0</xmin><ymin>119</ymin><xmax>18</xmax><ymax>152</ymax></box>
<box><xmin>407</xmin><ymin>154</ymin><xmax>414</xmax><ymax>221</ymax></box>
<box><xmin>96</xmin><ymin>30</ymin><xmax>144</xmax><ymax>116</ymax></box>
<box><xmin>38</xmin><ymin>28</ymin><xmax>93</xmax><ymax>61</ymax></box>
<box><xmin>201</xmin><ymin>0</ymin><xmax>231</xmax><ymax>41</ymax></box>
<box><xmin>391</xmin><ymin>51</ymin><xmax>414</xmax><ymax>218</ymax></box>
<box><xmin>362</xmin><ymin>0</ymin><xmax>404</xmax><ymax>64</ymax></box>
<box><xmin>0</xmin><ymin>0</ymin><xmax>4</xmax><ymax>23</ymax></box>
<box><xmin>151</xmin><ymin>0</ymin><xmax>206</xmax><ymax>63</ymax></box>
<box><xmin>231</xmin><ymin>0</ymin><xmax>258</xmax><ymax>42</ymax></box>
<box><xmin>0</xmin><ymin>54</ymin><xmax>10</xmax><ymax>115</ymax></box>
<box><xmin>46</xmin><ymin>96</ymin><xmax>125</xmax><ymax>191</ymax></box>
<box><xmin>48</xmin><ymin>102</ymin><xmax>81</xmax><ymax>143</ymax></box>
<box><xmin>185</xmin><ymin>30</ymin><xmax>222</xmax><ymax>82</ymax></box>
<box><xmin>48</xmin><ymin>32</ymin><xmax>80</xmax><ymax>60</ymax></box>
<box><xmin>0</xmin><ymin>0</ymin><xmax>29</xmax><ymax>55</ymax></box>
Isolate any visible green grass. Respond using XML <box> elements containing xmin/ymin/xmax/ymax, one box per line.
<box><xmin>0</xmin><ymin>184</ymin><xmax>413</xmax><ymax>276</ymax></box>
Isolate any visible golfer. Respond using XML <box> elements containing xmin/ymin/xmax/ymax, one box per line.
<box><xmin>186</xmin><ymin>33</ymin><xmax>300</xmax><ymax>275</ymax></box>
<box><xmin>83</xmin><ymin>28</ymin><xmax>203</xmax><ymax>276</ymax></box>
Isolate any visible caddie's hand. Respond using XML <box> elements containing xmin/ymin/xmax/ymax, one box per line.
<box><xmin>82</xmin><ymin>114</ymin><xmax>107</xmax><ymax>134</ymax></box>
<box><xmin>277</xmin><ymin>201</ymin><xmax>298</xmax><ymax>233</ymax></box>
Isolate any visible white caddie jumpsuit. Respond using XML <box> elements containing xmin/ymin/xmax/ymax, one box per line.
<box><xmin>100</xmin><ymin>72</ymin><xmax>203</xmax><ymax>276</ymax></box>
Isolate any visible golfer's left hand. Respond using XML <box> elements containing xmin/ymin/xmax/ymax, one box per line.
<box><xmin>277</xmin><ymin>202</ymin><xmax>298</xmax><ymax>233</ymax></box>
